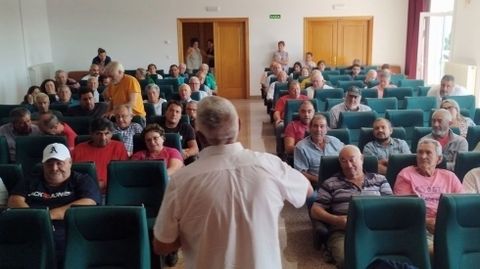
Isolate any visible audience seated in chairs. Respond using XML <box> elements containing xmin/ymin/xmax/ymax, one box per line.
<box><xmin>55</xmin><ymin>85</ymin><xmax>79</xmax><ymax>107</ymax></box>
<box><xmin>294</xmin><ymin>114</ymin><xmax>344</xmax><ymax>186</ymax></box>
<box><xmin>147</xmin><ymin>63</ymin><xmax>163</xmax><ymax>80</ymax></box>
<box><xmin>310</xmin><ymin>145</ymin><xmax>392</xmax><ymax>268</ymax></box>
<box><xmin>421</xmin><ymin>109</ymin><xmax>468</xmax><ymax>170</ymax></box>
<box><xmin>305</xmin><ymin>71</ymin><xmax>333</xmax><ymax>99</ymax></box>
<box><xmin>302</xmin><ymin>52</ymin><xmax>317</xmax><ymax>70</ymax></box>
<box><xmin>86</xmin><ymin>76</ymin><xmax>102</xmax><ymax>102</ymax></box>
<box><xmin>31</xmin><ymin>93</ymin><xmax>63</xmax><ymax>120</ymax></box>
<box><xmin>21</xmin><ymin>85</ymin><xmax>41</xmax><ymax>108</ymax></box>
<box><xmin>0</xmin><ymin>107</ymin><xmax>41</xmax><ymax>161</ymax></box>
<box><xmin>185</xmin><ymin>101</ymin><xmax>197</xmax><ymax>129</ymax></box>
<box><xmin>112</xmin><ymin>104</ymin><xmax>143</xmax><ymax>157</ymax></box>
<box><xmin>178</xmin><ymin>63</ymin><xmax>189</xmax><ymax>79</ymax></box>
<box><xmin>66</xmin><ymin>88</ymin><xmax>107</xmax><ymax>118</ymax></box>
<box><xmin>363</xmin><ymin>118</ymin><xmax>411</xmax><ymax>175</ymax></box>
<box><xmin>8</xmin><ymin>143</ymin><xmax>101</xmax><ymax>266</ymax></box>
<box><xmin>329</xmin><ymin>87</ymin><xmax>372</xmax><ymax>129</ymax></box>
<box><xmin>81</xmin><ymin>63</ymin><xmax>100</xmax><ymax>81</ymax></box>
<box><xmin>394</xmin><ymin>138</ymin><xmax>463</xmax><ymax>252</ymax></box>
<box><xmin>198</xmin><ymin>63</ymin><xmax>217</xmax><ymax>91</ymax></box>
<box><xmin>440</xmin><ymin>99</ymin><xmax>475</xmax><ymax>138</ymax></box>
<box><xmin>131</xmin><ymin>124</ymin><xmax>183</xmax><ymax>176</ymax></box>
<box><xmin>371</xmin><ymin>69</ymin><xmax>396</xmax><ymax>98</ymax></box>
<box><xmin>188</xmin><ymin>76</ymin><xmax>210</xmax><ymax>100</ymax></box>
<box><xmin>72</xmin><ymin>117</ymin><xmax>128</xmax><ymax>193</ymax></box>
<box><xmin>427</xmin><ymin>74</ymin><xmax>469</xmax><ymax>104</ymax></box>
<box><xmin>266</xmin><ymin>70</ymin><xmax>289</xmax><ymax>101</ymax></box>
<box><xmin>260</xmin><ymin>61</ymin><xmax>282</xmax><ymax>97</ymax></box>
<box><xmin>38</xmin><ymin>111</ymin><xmax>77</xmax><ymax>151</ymax></box>
<box><xmin>55</xmin><ymin>69</ymin><xmax>80</xmax><ymax>92</ymax></box>
<box><xmin>364</xmin><ymin>69</ymin><xmax>377</xmax><ymax>86</ymax></box>
<box><xmin>284</xmin><ymin>101</ymin><xmax>315</xmax><ymax>155</ymax></box>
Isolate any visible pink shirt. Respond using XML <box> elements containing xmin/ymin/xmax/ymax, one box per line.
<box><xmin>131</xmin><ymin>146</ymin><xmax>183</xmax><ymax>164</ymax></box>
<box><xmin>275</xmin><ymin>95</ymin><xmax>309</xmax><ymax>119</ymax></box>
<box><xmin>394</xmin><ymin>165</ymin><xmax>463</xmax><ymax>218</ymax></box>
<box><xmin>284</xmin><ymin>120</ymin><xmax>308</xmax><ymax>144</ymax></box>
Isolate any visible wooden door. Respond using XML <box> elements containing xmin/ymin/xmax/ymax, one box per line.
<box><xmin>304</xmin><ymin>19</ymin><xmax>337</xmax><ymax>66</ymax></box>
<box><xmin>304</xmin><ymin>17</ymin><xmax>372</xmax><ymax>67</ymax></box>
<box><xmin>214</xmin><ymin>20</ymin><xmax>248</xmax><ymax>99</ymax></box>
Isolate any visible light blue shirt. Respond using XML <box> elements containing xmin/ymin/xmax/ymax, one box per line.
<box><xmin>363</xmin><ymin>138</ymin><xmax>411</xmax><ymax>160</ymax></box>
<box><xmin>294</xmin><ymin>135</ymin><xmax>344</xmax><ymax>177</ymax></box>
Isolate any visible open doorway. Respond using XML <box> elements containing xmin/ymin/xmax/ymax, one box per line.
<box><xmin>178</xmin><ymin>18</ymin><xmax>249</xmax><ymax>99</ymax></box>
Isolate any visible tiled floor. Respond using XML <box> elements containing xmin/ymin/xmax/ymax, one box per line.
<box><xmin>170</xmin><ymin>98</ymin><xmax>335</xmax><ymax>269</ymax></box>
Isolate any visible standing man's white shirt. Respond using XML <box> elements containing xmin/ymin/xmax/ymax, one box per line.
<box><xmin>154</xmin><ymin>142</ymin><xmax>310</xmax><ymax>269</ymax></box>
<box><xmin>427</xmin><ymin>84</ymin><xmax>469</xmax><ymax>105</ymax></box>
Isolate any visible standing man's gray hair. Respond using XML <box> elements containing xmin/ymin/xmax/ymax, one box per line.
<box><xmin>196</xmin><ymin>96</ymin><xmax>239</xmax><ymax>145</ymax></box>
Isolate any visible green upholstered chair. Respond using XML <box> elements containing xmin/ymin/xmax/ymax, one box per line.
<box><xmin>74</xmin><ymin>133</ymin><xmax>122</xmax><ymax>145</ymax></box>
<box><xmin>325</xmin><ymin>98</ymin><xmax>344</xmax><ymax>111</ymax></box>
<box><xmin>360</xmin><ymin>89</ymin><xmax>379</xmax><ymax>103</ymax></box>
<box><xmin>357</xmin><ymin>127</ymin><xmax>407</xmax><ymax>152</ymax></box>
<box><xmin>345</xmin><ymin>196</ymin><xmax>431</xmax><ymax>269</ymax></box>
<box><xmin>63</xmin><ymin>206</ymin><xmax>150</xmax><ymax>269</ymax></box>
<box><xmin>338</xmin><ymin>111</ymin><xmax>378</xmax><ymax>145</ymax></box>
<box><xmin>474</xmin><ymin>108</ymin><xmax>480</xmax><ymax>125</ymax></box>
<box><xmin>62</xmin><ymin>116</ymin><xmax>92</xmax><ymax>135</ymax></box>
<box><xmin>416</xmin><ymin>86</ymin><xmax>431</xmax><ymax>96</ymax></box>
<box><xmin>466</xmin><ymin>125</ymin><xmax>480</xmax><ymax>151</ymax></box>
<box><xmin>405</xmin><ymin>96</ymin><xmax>438</xmax><ymax>126</ymax></box>
<box><xmin>445</xmin><ymin>95</ymin><xmax>476</xmax><ymax>118</ymax></box>
<box><xmin>143</xmin><ymin>102</ymin><xmax>157</xmax><ymax>120</ymax></box>
<box><xmin>389</xmin><ymin>74</ymin><xmax>407</xmax><ymax>86</ymax></box>
<box><xmin>272</xmin><ymin>82</ymin><xmax>289</xmax><ymax>105</ymax></box>
<box><xmin>454</xmin><ymin>152</ymin><xmax>480</xmax><ymax>182</ymax></box>
<box><xmin>284</xmin><ymin>99</ymin><xmax>318</xmax><ymax>126</ymax></box>
<box><xmin>314</xmin><ymin>88</ymin><xmax>344</xmax><ymax>111</ymax></box>
<box><xmin>156</xmin><ymin>78</ymin><xmax>180</xmax><ymax>92</ymax></box>
<box><xmin>435</xmin><ymin>194</ymin><xmax>480</xmax><ymax>269</ymax></box>
<box><xmin>398</xmin><ymin>79</ymin><xmax>424</xmax><ymax>88</ymax></box>
<box><xmin>0</xmin><ymin>135</ymin><xmax>9</xmax><ymax>164</ymax></box>
<box><xmin>321</xmin><ymin>70</ymin><xmax>341</xmax><ymax>81</ymax></box>
<box><xmin>157</xmin><ymin>84</ymin><xmax>174</xmax><ymax>101</ymax></box>
<box><xmin>383</xmin><ymin>87</ymin><xmax>414</xmax><ymax>109</ymax></box>
<box><xmin>367</xmin><ymin>80</ymin><xmax>380</xmax><ymax>88</ymax></box>
<box><xmin>328</xmin><ymin>74</ymin><xmax>352</xmax><ymax>86</ymax></box>
<box><xmin>327</xmin><ymin>128</ymin><xmax>351</xmax><ymax>145</ymax></box>
<box><xmin>353</xmin><ymin>75</ymin><xmax>366</xmax><ymax>81</ymax></box>
<box><xmin>385</xmin><ymin>109</ymin><xmax>424</xmax><ymax>147</ymax></box>
<box><xmin>337</xmin><ymin>80</ymin><xmax>365</xmax><ymax>91</ymax></box>
<box><xmin>106</xmin><ymin>160</ymin><xmax>168</xmax><ymax>228</ymax></box>
<box><xmin>147</xmin><ymin>115</ymin><xmax>190</xmax><ymax>126</ymax></box>
<box><xmin>133</xmin><ymin>132</ymin><xmax>183</xmax><ymax>154</ymax></box>
<box><xmin>364</xmin><ymin>97</ymin><xmax>398</xmax><ymax>117</ymax></box>
<box><xmin>15</xmin><ymin>135</ymin><xmax>68</xmax><ymax>177</ymax></box>
<box><xmin>385</xmin><ymin>153</ymin><xmax>447</xmax><ymax>187</ymax></box>
<box><xmin>0</xmin><ymin>163</ymin><xmax>24</xmax><ymax>193</ymax></box>
<box><xmin>0</xmin><ymin>208</ymin><xmax>56</xmax><ymax>269</ymax></box>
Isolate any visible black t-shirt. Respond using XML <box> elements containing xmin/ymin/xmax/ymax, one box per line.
<box><xmin>65</xmin><ymin>102</ymin><xmax>108</xmax><ymax>118</ymax></box>
<box><xmin>159</xmin><ymin>119</ymin><xmax>196</xmax><ymax>149</ymax></box>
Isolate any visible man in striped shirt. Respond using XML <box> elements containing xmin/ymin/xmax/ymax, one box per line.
<box><xmin>310</xmin><ymin>145</ymin><xmax>392</xmax><ymax>269</ymax></box>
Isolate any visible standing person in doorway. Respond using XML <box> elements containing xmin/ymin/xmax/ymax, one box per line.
<box><xmin>206</xmin><ymin>39</ymin><xmax>215</xmax><ymax>73</ymax></box>
<box><xmin>186</xmin><ymin>38</ymin><xmax>203</xmax><ymax>74</ymax></box>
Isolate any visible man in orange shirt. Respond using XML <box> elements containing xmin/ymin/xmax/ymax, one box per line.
<box><xmin>103</xmin><ymin>61</ymin><xmax>146</xmax><ymax>123</ymax></box>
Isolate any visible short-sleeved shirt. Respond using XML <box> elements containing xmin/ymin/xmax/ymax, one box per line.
<box><xmin>316</xmin><ymin>173</ymin><xmax>392</xmax><ymax>217</ymax></box>
<box><xmin>427</xmin><ymin>84</ymin><xmax>469</xmax><ymax>104</ymax></box>
<box><xmin>105</xmin><ymin>74</ymin><xmax>146</xmax><ymax>117</ymax></box>
<box><xmin>363</xmin><ymin>138</ymin><xmax>411</xmax><ymax>160</ymax></box>
<box><xmin>294</xmin><ymin>135</ymin><xmax>344</xmax><ymax>177</ymax></box>
<box><xmin>131</xmin><ymin>146</ymin><xmax>183</xmax><ymax>163</ymax></box>
<box><xmin>113</xmin><ymin>123</ymin><xmax>143</xmax><ymax>155</ymax></box>
<box><xmin>329</xmin><ymin>103</ymin><xmax>372</xmax><ymax>129</ymax></box>
<box><xmin>275</xmin><ymin>95</ymin><xmax>309</xmax><ymax>120</ymax></box>
<box><xmin>284</xmin><ymin>120</ymin><xmax>309</xmax><ymax>144</ymax></box>
<box><xmin>61</xmin><ymin>123</ymin><xmax>77</xmax><ymax>151</ymax></box>
<box><xmin>72</xmin><ymin>140</ymin><xmax>128</xmax><ymax>183</ymax></box>
<box><xmin>421</xmin><ymin>129</ymin><xmax>468</xmax><ymax>170</ymax></box>
<box><xmin>394</xmin><ymin>165</ymin><xmax>463</xmax><ymax>218</ymax></box>
<box><xmin>158</xmin><ymin>120</ymin><xmax>196</xmax><ymax>149</ymax></box>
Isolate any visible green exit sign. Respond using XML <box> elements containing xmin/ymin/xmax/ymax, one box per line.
<box><xmin>269</xmin><ymin>14</ymin><xmax>281</xmax><ymax>20</ymax></box>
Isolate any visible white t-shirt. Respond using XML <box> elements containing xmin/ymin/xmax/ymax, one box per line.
<box><xmin>153</xmin><ymin>142</ymin><xmax>310</xmax><ymax>269</ymax></box>
<box><xmin>427</xmin><ymin>84</ymin><xmax>470</xmax><ymax>104</ymax></box>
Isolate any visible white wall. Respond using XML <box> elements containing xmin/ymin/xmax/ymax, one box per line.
<box><xmin>46</xmin><ymin>0</ymin><xmax>408</xmax><ymax>97</ymax></box>
<box><xmin>0</xmin><ymin>0</ymin><xmax>52</xmax><ymax>104</ymax></box>
<box><xmin>451</xmin><ymin>0</ymin><xmax>480</xmax><ymax>96</ymax></box>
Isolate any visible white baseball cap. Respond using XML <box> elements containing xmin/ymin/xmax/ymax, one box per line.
<box><xmin>42</xmin><ymin>143</ymin><xmax>71</xmax><ymax>163</ymax></box>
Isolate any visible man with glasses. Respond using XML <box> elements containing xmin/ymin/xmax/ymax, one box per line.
<box><xmin>330</xmin><ymin>86</ymin><xmax>372</xmax><ymax>129</ymax></box>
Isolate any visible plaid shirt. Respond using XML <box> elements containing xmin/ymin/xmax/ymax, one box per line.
<box><xmin>113</xmin><ymin>122</ymin><xmax>143</xmax><ymax>154</ymax></box>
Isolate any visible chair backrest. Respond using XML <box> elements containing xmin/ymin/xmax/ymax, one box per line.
<box><xmin>62</xmin><ymin>116</ymin><xmax>92</xmax><ymax>135</ymax></box>
<box><xmin>74</xmin><ymin>133</ymin><xmax>122</xmax><ymax>145</ymax></box>
<box><xmin>345</xmin><ymin>196</ymin><xmax>431</xmax><ymax>269</ymax></box>
<box><xmin>0</xmin><ymin>208</ymin><xmax>56</xmax><ymax>269</ymax></box>
<box><xmin>389</xmin><ymin>74</ymin><xmax>407</xmax><ymax>86</ymax></box>
<box><xmin>0</xmin><ymin>104</ymin><xmax>24</xmax><ymax>119</ymax></box>
<box><xmin>367</xmin><ymin>80</ymin><xmax>380</xmax><ymax>88</ymax></box>
<box><xmin>273</xmin><ymin>82</ymin><xmax>289</xmax><ymax>105</ymax></box>
<box><xmin>326</xmin><ymin>128</ymin><xmax>351</xmax><ymax>145</ymax></box>
<box><xmin>364</xmin><ymin>97</ymin><xmax>398</xmax><ymax>117</ymax></box>
<box><xmin>385</xmin><ymin>109</ymin><xmax>424</xmax><ymax>146</ymax></box>
<box><xmin>467</xmin><ymin>126</ymin><xmax>480</xmax><ymax>151</ymax></box>
<box><xmin>132</xmin><ymin>133</ymin><xmax>182</xmax><ymax>154</ymax></box>
<box><xmin>314</xmin><ymin>88</ymin><xmax>344</xmax><ymax>111</ymax></box>
<box><xmin>383</xmin><ymin>87</ymin><xmax>414</xmax><ymax>109</ymax></box>
<box><xmin>143</xmin><ymin>102</ymin><xmax>157</xmax><ymax>119</ymax></box>
<box><xmin>147</xmin><ymin>115</ymin><xmax>190</xmax><ymax>126</ymax></box>
<box><xmin>386</xmin><ymin>153</ymin><xmax>447</xmax><ymax>187</ymax></box>
<box><xmin>360</xmin><ymin>89</ymin><xmax>379</xmax><ymax>101</ymax></box>
<box><xmin>15</xmin><ymin>135</ymin><xmax>68</xmax><ymax>176</ymax></box>
<box><xmin>357</xmin><ymin>127</ymin><xmax>407</xmax><ymax>152</ymax></box>
<box><xmin>454</xmin><ymin>152</ymin><xmax>480</xmax><ymax>182</ymax></box>
<box><xmin>405</xmin><ymin>96</ymin><xmax>438</xmax><ymax>126</ymax></box>
<box><xmin>318</xmin><ymin>155</ymin><xmax>378</xmax><ymax>183</ymax></box>
<box><xmin>284</xmin><ymin>99</ymin><xmax>318</xmax><ymax>126</ymax></box>
<box><xmin>325</xmin><ymin>98</ymin><xmax>344</xmax><ymax>111</ymax></box>
<box><xmin>328</xmin><ymin>74</ymin><xmax>352</xmax><ymax>86</ymax></box>
<box><xmin>339</xmin><ymin>111</ymin><xmax>378</xmax><ymax>145</ymax></box>
<box><xmin>474</xmin><ymin>108</ymin><xmax>480</xmax><ymax>125</ymax></box>
<box><xmin>337</xmin><ymin>80</ymin><xmax>365</xmax><ymax>91</ymax></box>
<box><xmin>416</xmin><ymin>86</ymin><xmax>431</xmax><ymax>96</ymax></box>
<box><xmin>398</xmin><ymin>79</ymin><xmax>425</xmax><ymax>88</ymax></box>
<box><xmin>157</xmin><ymin>84</ymin><xmax>174</xmax><ymax>101</ymax></box>
<box><xmin>0</xmin><ymin>163</ymin><xmax>24</xmax><ymax>193</ymax></box>
<box><xmin>106</xmin><ymin>161</ymin><xmax>168</xmax><ymax>221</ymax></box>
<box><xmin>435</xmin><ymin>194</ymin><xmax>480</xmax><ymax>269</ymax></box>
<box><xmin>156</xmin><ymin>78</ymin><xmax>179</xmax><ymax>92</ymax></box>
<box><xmin>0</xmin><ymin>135</ymin><xmax>9</xmax><ymax>164</ymax></box>
<box><xmin>64</xmin><ymin>206</ymin><xmax>151</xmax><ymax>269</ymax></box>
<box><xmin>321</xmin><ymin>70</ymin><xmax>341</xmax><ymax>80</ymax></box>
<box><xmin>445</xmin><ymin>95</ymin><xmax>476</xmax><ymax>118</ymax></box>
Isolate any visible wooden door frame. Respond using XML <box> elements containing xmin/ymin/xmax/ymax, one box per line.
<box><xmin>303</xmin><ymin>16</ymin><xmax>373</xmax><ymax>65</ymax></box>
<box><xmin>177</xmin><ymin>18</ymin><xmax>250</xmax><ymax>98</ymax></box>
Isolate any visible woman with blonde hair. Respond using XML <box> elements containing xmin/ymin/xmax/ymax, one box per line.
<box><xmin>440</xmin><ymin>98</ymin><xmax>475</xmax><ymax>137</ymax></box>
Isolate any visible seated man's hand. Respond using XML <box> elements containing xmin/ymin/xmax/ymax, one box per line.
<box><xmin>332</xmin><ymin>215</ymin><xmax>348</xmax><ymax>230</ymax></box>
<box><xmin>426</xmin><ymin>218</ymin><xmax>436</xmax><ymax>234</ymax></box>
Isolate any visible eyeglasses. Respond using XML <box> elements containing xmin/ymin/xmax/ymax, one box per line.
<box><xmin>442</xmin><ymin>106</ymin><xmax>455</xmax><ymax>110</ymax></box>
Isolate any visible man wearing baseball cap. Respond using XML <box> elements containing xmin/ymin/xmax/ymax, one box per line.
<box><xmin>7</xmin><ymin>143</ymin><xmax>101</xmax><ymax>264</ymax></box>
<box><xmin>329</xmin><ymin>86</ymin><xmax>372</xmax><ymax>128</ymax></box>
